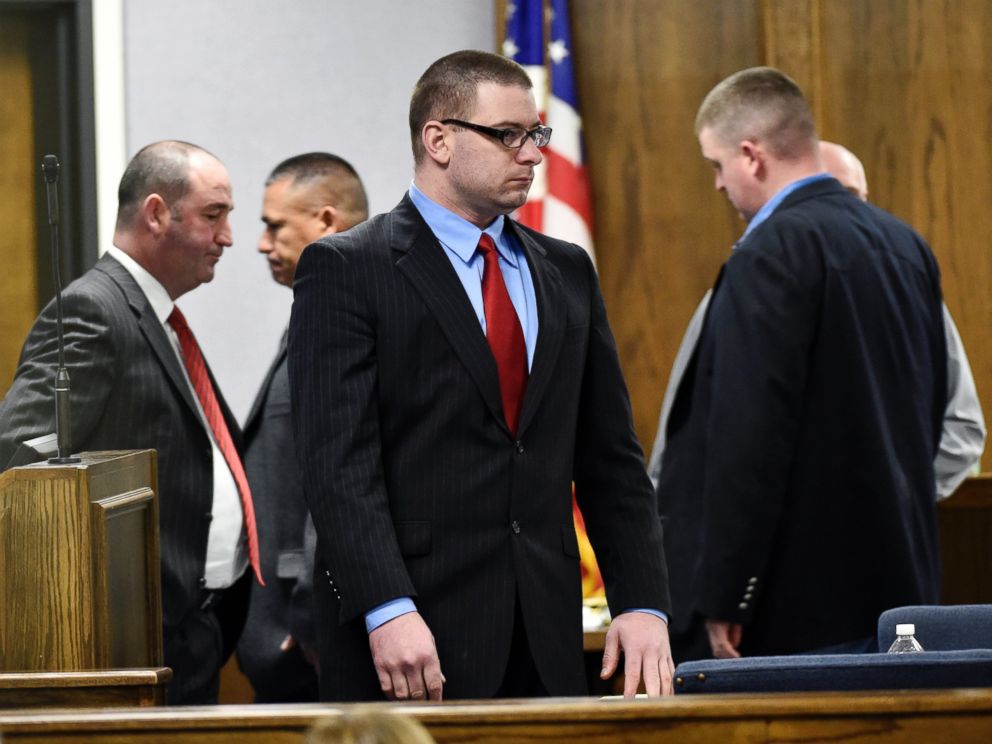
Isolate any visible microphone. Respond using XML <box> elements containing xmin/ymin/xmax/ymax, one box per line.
<box><xmin>41</xmin><ymin>154</ymin><xmax>80</xmax><ymax>465</ymax></box>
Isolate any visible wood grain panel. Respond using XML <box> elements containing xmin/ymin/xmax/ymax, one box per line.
<box><xmin>815</xmin><ymin>0</ymin><xmax>992</xmax><ymax>441</ymax></box>
<box><xmin>0</xmin><ymin>13</ymin><xmax>38</xmax><ymax>398</ymax></box>
<box><xmin>2</xmin><ymin>691</ymin><xmax>992</xmax><ymax>743</ymax></box>
<box><xmin>761</xmin><ymin>0</ymin><xmax>820</xmax><ymax>117</ymax></box>
<box><xmin>571</xmin><ymin>0</ymin><xmax>762</xmax><ymax>447</ymax></box>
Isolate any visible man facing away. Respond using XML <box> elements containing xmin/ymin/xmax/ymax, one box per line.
<box><xmin>649</xmin><ymin>141</ymin><xmax>985</xmax><ymax>499</ymax></box>
<box><xmin>0</xmin><ymin>141</ymin><xmax>258</xmax><ymax>704</ymax></box>
<box><xmin>657</xmin><ymin>68</ymin><xmax>946</xmax><ymax>662</ymax></box>
<box><xmin>237</xmin><ymin>152</ymin><xmax>368</xmax><ymax>703</ymax></box>
<box><xmin>289</xmin><ymin>49</ymin><xmax>674</xmax><ymax>702</ymax></box>
<box><xmin>818</xmin><ymin>141</ymin><xmax>985</xmax><ymax>499</ymax></box>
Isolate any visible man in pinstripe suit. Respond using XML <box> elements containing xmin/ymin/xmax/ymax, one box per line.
<box><xmin>289</xmin><ymin>50</ymin><xmax>673</xmax><ymax>702</ymax></box>
<box><xmin>0</xmin><ymin>141</ymin><xmax>252</xmax><ymax>704</ymax></box>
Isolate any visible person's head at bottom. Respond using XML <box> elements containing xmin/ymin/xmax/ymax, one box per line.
<box><xmin>304</xmin><ymin>709</ymin><xmax>437</xmax><ymax>744</ymax></box>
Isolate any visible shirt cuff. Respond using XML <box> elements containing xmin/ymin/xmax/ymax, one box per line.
<box><xmin>365</xmin><ymin>597</ymin><xmax>417</xmax><ymax>633</ymax></box>
<box><xmin>624</xmin><ymin>608</ymin><xmax>669</xmax><ymax>624</ymax></box>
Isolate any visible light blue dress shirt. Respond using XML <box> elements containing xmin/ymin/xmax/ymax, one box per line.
<box><xmin>741</xmin><ymin>173</ymin><xmax>833</xmax><ymax>239</ymax></box>
<box><xmin>366</xmin><ymin>184</ymin><xmax>665</xmax><ymax>633</ymax></box>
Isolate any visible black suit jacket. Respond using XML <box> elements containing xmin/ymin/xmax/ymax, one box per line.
<box><xmin>236</xmin><ymin>331</ymin><xmax>318</xmax><ymax>702</ymax></box>
<box><xmin>657</xmin><ymin>178</ymin><xmax>946</xmax><ymax>656</ymax></box>
<box><xmin>289</xmin><ymin>195</ymin><xmax>670</xmax><ymax>700</ymax></box>
<box><xmin>0</xmin><ymin>254</ymin><xmax>244</xmax><ymax>693</ymax></box>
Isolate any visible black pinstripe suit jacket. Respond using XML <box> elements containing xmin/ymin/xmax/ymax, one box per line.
<box><xmin>289</xmin><ymin>195</ymin><xmax>671</xmax><ymax>700</ymax></box>
<box><xmin>0</xmin><ymin>253</ymin><xmax>241</xmax><ymax>632</ymax></box>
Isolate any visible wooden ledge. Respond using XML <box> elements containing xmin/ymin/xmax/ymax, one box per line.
<box><xmin>0</xmin><ymin>668</ymin><xmax>171</xmax><ymax>689</ymax></box>
<box><xmin>0</xmin><ymin>689</ymin><xmax>991</xmax><ymax>742</ymax></box>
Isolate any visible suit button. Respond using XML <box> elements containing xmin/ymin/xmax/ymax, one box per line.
<box><xmin>198</xmin><ymin>577</ymin><xmax>207</xmax><ymax>588</ymax></box>
<box><xmin>738</xmin><ymin>602</ymin><xmax>749</xmax><ymax>610</ymax></box>
<box><xmin>515</xmin><ymin>441</ymin><xmax>525</xmax><ymax>454</ymax></box>
<box><xmin>743</xmin><ymin>592</ymin><xmax>753</xmax><ymax>600</ymax></box>
<box><xmin>203</xmin><ymin>512</ymin><xmax>212</xmax><ymax>522</ymax></box>
<box><xmin>748</xmin><ymin>577</ymin><xmax>758</xmax><ymax>585</ymax></box>
<box><xmin>511</xmin><ymin>520</ymin><xmax>521</xmax><ymax>534</ymax></box>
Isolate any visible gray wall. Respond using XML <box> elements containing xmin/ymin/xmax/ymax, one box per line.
<box><xmin>123</xmin><ymin>0</ymin><xmax>496</xmax><ymax>422</ymax></box>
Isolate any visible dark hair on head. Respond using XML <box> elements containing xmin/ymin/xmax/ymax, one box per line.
<box><xmin>116</xmin><ymin>140</ymin><xmax>216</xmax><ymax>229</ymax></box>
<box><xmin>695</xmin><ymin>67</ymin><xmax>817</xmax><ymax>161</ymax></box>
<box><xmin>409</xmin><ymin>49</ymin><xmax>532</xmax><ymax>165</ymax></box>
<box><xmin>266</xmin><ymin>152</ymin><xmax>369</xmax><ymax>226</ymax></box>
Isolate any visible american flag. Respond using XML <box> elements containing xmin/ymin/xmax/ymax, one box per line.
<box><xmin>504</xmin><ymin>0</ymin><xmax>596</xmax><ymax>261</ymax></box>
<box><xmin>504</xmin><ymin>0</ymin><xmax>604</xmax><ymax>600</ymax></box>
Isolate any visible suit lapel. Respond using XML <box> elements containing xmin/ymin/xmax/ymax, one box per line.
<box><xmin>95</xmin><ymin>254</ymin><xmax>201</xmax><ymax>420</ymax></box>
<box><xmin>509</xmin><ymin>223</ymin><xmax>565</xmax><ymax>437</ymax></box>
<box><xmin>390</xmin><ymin>197</ymin><xmax>507</xmax><ymax>429</ymax></box>
<box><xmin>244</xmin><ymin>330</ymin><xmax>287</xmax><ymax>435</ymax></box>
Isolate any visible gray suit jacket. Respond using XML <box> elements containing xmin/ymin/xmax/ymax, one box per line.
<box><xmin>0</xmin><ymin>254</ymin><xmax>243</xmax><ymax>682</ymax></box>
<box><xmin>236</xmin><ymin>330</ymin><xmax>318</xmax><ymax>702</ymax></box>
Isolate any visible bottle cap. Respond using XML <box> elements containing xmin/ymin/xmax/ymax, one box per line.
<box><xmin>895</xmin><ymin>623</ymin><xmax>915</xmax><ymax>635</ymax></box>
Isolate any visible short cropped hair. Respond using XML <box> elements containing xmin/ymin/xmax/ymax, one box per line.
<box><xmin>409</xmin><ymin>49</ymin><xmax>533</xmax><ymax>165</ymax></box>
<box><xmin>267</xmin><ymin>152</ymin><xmax>369</xmax><ymax>228</ymax></box>
<box><xmin>116</xmin><ymin>140</ymin><xmax>214</xmax><ymax>229</ymax></box>
<box><xmin>695</xmin><ymin>67</ymin><xmax>817</xmax><ymax>161</ymax></box>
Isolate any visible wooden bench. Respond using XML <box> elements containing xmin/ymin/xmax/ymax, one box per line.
<box><xmin>2</xmin><ymin>688</ymin><xmax>992</xmax><ymax>742</ymax></box>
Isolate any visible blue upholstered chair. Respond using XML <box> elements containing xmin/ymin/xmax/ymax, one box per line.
<box><xmin>674</xmin><ymin>604</ymin><xmax>992</xmax><ymax>694</ymax></box>
<box><xmin>877</xmin><ymin>604</ymin><xmax>992</xmax><ymax>652</ymax></box>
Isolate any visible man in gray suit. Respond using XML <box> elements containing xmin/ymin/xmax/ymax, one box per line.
<box><xmin>0</xmin><ymin>140</ymin><xmax>256</xmax><ymax>704</ymax></box>
<box><xmin>236</xmin><ymin>153</ymin><xmax>368</xmax><ymax>703</ymax></box>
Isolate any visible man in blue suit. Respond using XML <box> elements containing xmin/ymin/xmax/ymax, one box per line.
<box><xmin>657</xmin><ymin>68</ymin><xmax>946</xmax><ymax>662</ymax></box>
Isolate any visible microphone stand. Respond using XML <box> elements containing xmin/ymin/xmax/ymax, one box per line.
<box><xmin>42</xmin><ymin>154</ymin><xmax>80</xmax><ymax>465</ymax></box>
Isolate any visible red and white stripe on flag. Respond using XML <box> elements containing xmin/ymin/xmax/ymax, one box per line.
<box><xmin>503</xmin><ymin>0</ymin><xmax>596</xmax><ymax>264</ymax></box>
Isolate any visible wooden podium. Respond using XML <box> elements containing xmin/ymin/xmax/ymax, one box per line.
<box><xmin>0</xmin><ymin>450</ymin><xmax>169</xmax><ymax>706</ymax></box>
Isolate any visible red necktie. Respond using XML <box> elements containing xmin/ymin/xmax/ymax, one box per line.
<box><xmin>168</xmin><ymin>307</ymin><xmax>264</xmax><ymax>586</ymax></box>
<box><xmin>478</xmin><ymin>234</ymin><xmax>528</xmax><ymax>435</ymax></box>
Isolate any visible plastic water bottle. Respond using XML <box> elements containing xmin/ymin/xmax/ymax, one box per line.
<box><xmin>887</xmin><ymin>623</ymin><xmax>925</xmax><ymax>653</ymax></box>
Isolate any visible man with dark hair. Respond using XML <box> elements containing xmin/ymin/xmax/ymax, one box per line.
<box><xmin>237</xmin><ymin>152</ymin><xmax>368</xmax><ymax>703</ymax></box>
<box><xmin>657</xmin><ymin>68</ymin><xmax>946</xmax><ymax>661</ymax></box>
<box><xmin>290</xmin><ymin>49</ymin><xmax>673</xmax><ymax>702</ymax></box>
<box><xmin>0</xmin><ymin>140</ymin><xmax>256</xmax><ymax>704</ymax></box>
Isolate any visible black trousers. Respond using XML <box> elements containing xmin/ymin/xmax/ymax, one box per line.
<box><xmin>494</xmin><ymin>596</ymin><xmax>549</xmax><ymax>698</ymax></box>
<box><xmin>164</xmin><ymin>570</ymin><xmax>251</xmax><ymax>705</ymax></box>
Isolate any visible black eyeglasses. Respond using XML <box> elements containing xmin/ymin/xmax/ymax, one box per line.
<box><xmin>441</xmin><ymin>119</ymin><xmax>552</xmax><ymax>149</ymax></box>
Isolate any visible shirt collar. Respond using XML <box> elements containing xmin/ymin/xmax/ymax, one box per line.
<box><xmin>742</xmin><ymin>172</ymin><xmax>833</xmax><ymax>239</ymax></box>
<box><xmin>106</xmin><ymin>245</ymin><xmax>175</xmax><ymax>323</ymax></box>
<box><xmin>408</xmin><ymin>182</ymin><xmax>516</xmax><ymax>266</ymax></box>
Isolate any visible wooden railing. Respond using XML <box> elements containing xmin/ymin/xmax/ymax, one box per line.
<box><xmin>2</xmin><ymin>689</ymin><xmax>992</xmax><ymax>743</ymax></box>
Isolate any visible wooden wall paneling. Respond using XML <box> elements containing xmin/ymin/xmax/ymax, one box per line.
<box><xmin>0</xmin><ymin>13</ymin><xmax>38</xmax><ymax>398</ymax></box>
<box><xmin>760</xmin><ymin>0</ymin><xmax>821</xmax><ymax>116</ymax></box>
<box><xmin>816</xmin><ymin>0</ymin><xmax>992</xmax><ymax>466</ymax></box>
<box><xmin>571</xmin><ymin>0</ymin><xmax>762</xmax><ymax>447</ymax></box>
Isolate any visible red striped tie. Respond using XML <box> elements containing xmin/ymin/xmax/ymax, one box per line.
<box><xmin>168</xmin><ymin>307</ymin><xmax>263</xmax><ymax>586</ymax></box>
<box><xmin>478</xmin><ymin>234</ymin><xmax>528</xmax><ymax>435</ymax></box>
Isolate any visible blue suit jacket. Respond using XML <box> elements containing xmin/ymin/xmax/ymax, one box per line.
<box><xmin>657</xmin><ymin>178</ymin><xmax>945</xmax><ymax>656</ymax></box>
